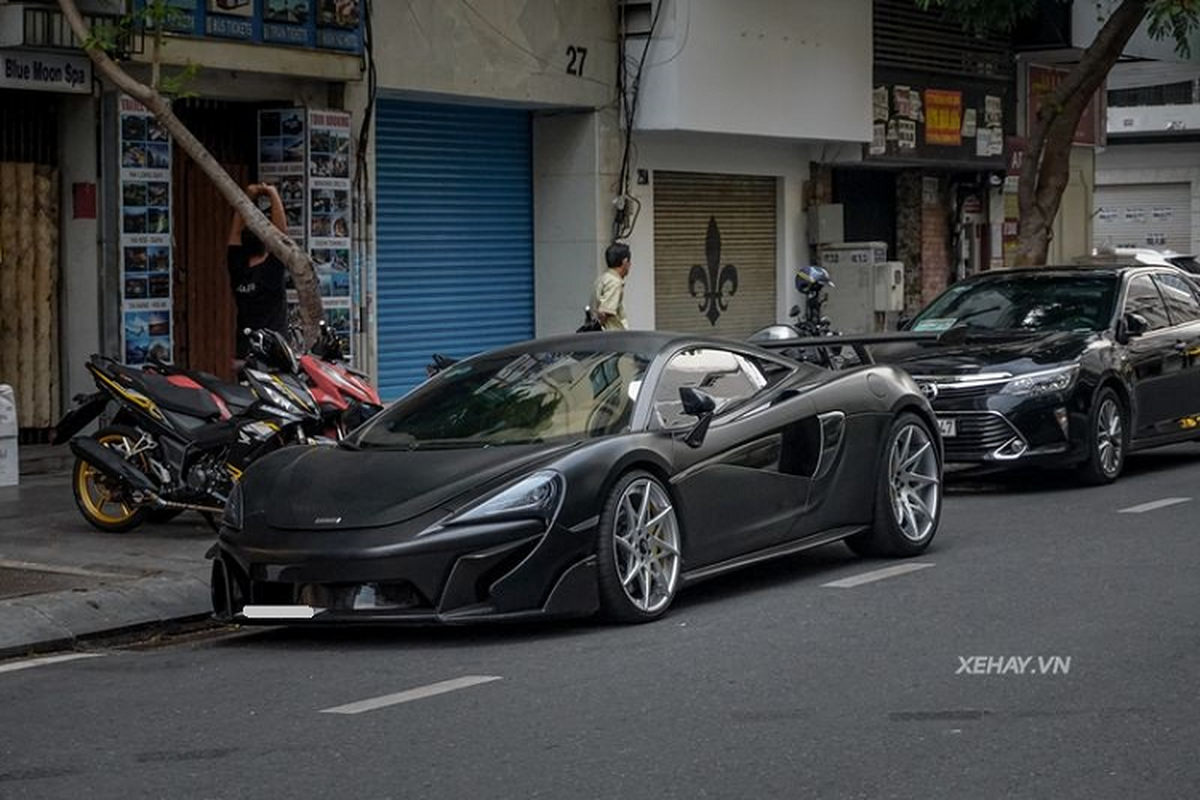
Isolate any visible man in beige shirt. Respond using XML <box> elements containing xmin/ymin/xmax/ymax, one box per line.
<box><xmin>592</xmin><ymin>242</ymin><xmax>631</xmax><ymax>331</ymax></box>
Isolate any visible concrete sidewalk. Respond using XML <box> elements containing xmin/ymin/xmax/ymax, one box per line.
<box><xmin>0</xmin><ymin>469</ymin><xmax>214</xmax><ymax>659</ymax></box>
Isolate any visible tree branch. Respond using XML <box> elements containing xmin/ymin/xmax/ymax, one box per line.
<box><xmin>56</xmin><ymin>0</ymin><xmax>324</xmax><ymax>346</ymax></box>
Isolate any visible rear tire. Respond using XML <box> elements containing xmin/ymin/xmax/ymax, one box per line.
<box><xmin>1078</xmin><ymin>387</ymin><xmax>1126</xmax><ymax>485</ymax></box>
<box><xmin>846</xmin><ymin>412</ymin><xmax>941</xmax><ymax>558</ymax></box>
<box><xmin>595</xmin><ymin>471</ymin><xmax>682</xmax><ymax>624</ymax></box>
<box><xmin>72</xmin><ymin>425</ymin><xmax>152</xmax><ymax>533</ymax></box>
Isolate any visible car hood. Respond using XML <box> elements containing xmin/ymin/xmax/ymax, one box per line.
<box><xmin>256</xmin><ymin>442</ymin><xmax>576</xmax><ymax>530</ymax></box>
<box><xmin>877</xmin><ymin>330</ymin><xmax>1100</xmax><ymax>376</ymax></box>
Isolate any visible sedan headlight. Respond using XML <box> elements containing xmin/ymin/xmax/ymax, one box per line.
<box><xmin>448</xmin><ymin>471</ymin><xmax>565</xmax><ymax>527</ymax></box>
<box><xmin>223</xmin><ymin>483</ymin><xmax>244</xmax><ymax>531</ymax></box>
<box><xmin>999</xmin><ymin>365</ymin><xmax>1079</xmax><ymax>396</ymax></box>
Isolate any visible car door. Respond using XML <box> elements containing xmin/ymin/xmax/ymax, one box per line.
<box><xmin>1151</xmin><ymin>271</ymin><xmax>1200</xmax><ymax>432</ymax></box>
<box><xmin>650</xmin><ymin>347</ymin><xmax>813</xmax><ymax>568</ymax></box>
<box><xmin>1121</xmin><ymin>273</ymin><xmax>1183</xmax><ymax>439</ymax></box>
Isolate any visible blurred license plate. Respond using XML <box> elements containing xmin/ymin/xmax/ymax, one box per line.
<box><xmin>937</xmin><ymin>418</ymin><xmax>957</xmax><ymax>437</ymax></box>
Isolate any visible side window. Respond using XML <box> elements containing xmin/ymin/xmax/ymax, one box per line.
<box><xmin>651</xmin><ymin>348</ymin><xmax>768</xmax><ymax>428</ymax></box>
<box><xmin>1153</xmin><ymin>273</ymin><xmax>1200</xmax><ymax>325</ymax></box>
<box><xmin>1123</xmin><ymin>275</ymin><xmax>1171</xmax><ymax>331</ymax></box>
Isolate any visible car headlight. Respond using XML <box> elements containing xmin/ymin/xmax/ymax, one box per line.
<box><xmin>223</xmin><ymin>483</ymin><xmax>244</xmax><ymax>531</ymax></box>
<box><xmin>448</xmin><ymin>471</ymin><xmax>565</xmax><ymax>527</ymax></box>
<box><xmin>999</xmin><ymin>365</ymin><xmax>1079</xmax><ymax>396</ymax></box>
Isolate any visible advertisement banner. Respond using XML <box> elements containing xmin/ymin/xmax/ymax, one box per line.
<box><xmin>924</xmin><ymin>89</ymin><xmax>963</xmax><ymax>146</ymax></box>
<box><xmin>308</xmin><ymin>109</ymin><xmax>353</xmax><ymax>358</ymax></box>
<box><xmin>118</xmin><ymin>95</ymin><xmax>173</xmax><ymax>366</ymax></box>
<box><xmin>1027</xmin><ymin>65</ymin><xmax>1102</xmax><ymax>146</ymax></box>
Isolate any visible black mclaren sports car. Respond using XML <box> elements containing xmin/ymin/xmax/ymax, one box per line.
<box><xmin>210</xmin><ymin>331</ymin><xmax>942</xmax><ymax>625</ymax></box>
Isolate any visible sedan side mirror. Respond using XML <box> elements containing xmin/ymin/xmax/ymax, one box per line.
<box><xmin>679</xmin><ymin>387</ymin><xmax>716</xmax><ymax>448</ymax></box>
<box><xmin>1120</xmin><ymin>312</ymin><xmax>1149</xmax><ymax>341</ymax></box>
<box><xmin>896</xmin><ymin>314</ymin><xmax>912</xmax><ymax>331</ymax></box>
<box><xmin>788</xmin><ymin>304</ymin><xmax>801</xmax><ymax>319</ymax></box>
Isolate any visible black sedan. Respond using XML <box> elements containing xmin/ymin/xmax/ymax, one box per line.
<box><xmin>211</xmin><ymin>331</ymin><xmax>942</xmax><ymax>625</ymax></box>
<box><xmin>885</xmin><ymin>264</ymin><xmax>1200</xmax><ymax>483</ymax></box>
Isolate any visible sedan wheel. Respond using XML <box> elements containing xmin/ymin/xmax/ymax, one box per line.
<box><xmin>596</xmin><ymin>471</ymin><xmax>682</xmax><ymax>623</ymax></box>
<box><xmin>846</xmin><ymin>412</ymin><xmax>941</xmax><ymax>558</ymax></box>
<box><xmin>1080</xmin><ymin>387</ymin><xmax>1126</xmax><ymax>485</ymax></box>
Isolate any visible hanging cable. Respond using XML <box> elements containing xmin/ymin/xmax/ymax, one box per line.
<box><xmin>613</xmin><ymin>0</ymin><xmax>664</xmax><ymax>241</ymax></box>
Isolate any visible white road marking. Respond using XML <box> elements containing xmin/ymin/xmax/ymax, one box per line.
<box><xmin>1118</xmin><ymin>497</ymin><xmax>1192</xmax><ymax>514</ymax></box>
<box><xmin>319</xmin><ymin>675</ymin><xmax>503</xmax><ymax>715</ymax></box>
<box><xmin>0</xmin><ymin>653</ymin><xmax>105</xmax><ymax>675</ymax></box>
<box><xmin>822</xmin><ymin>562</ymin><xmax>935</xmax><ymax>588</ymax></box>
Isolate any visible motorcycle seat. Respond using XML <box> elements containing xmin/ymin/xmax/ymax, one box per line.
<box><xmin>110</xmin><ymin>364</ymin><xmax>224</xmax><ymax>421</ymax></box>
<box><xmin>190</xmin><ymin>370</ymin><xmax>257</xmax><ymax>412</ymax></box>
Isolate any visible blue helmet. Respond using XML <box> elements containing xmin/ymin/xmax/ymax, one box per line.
<box><xmin>795</xmin><ymin>265</ymin><xmax>833</xmax><ymax>294</ymax></box>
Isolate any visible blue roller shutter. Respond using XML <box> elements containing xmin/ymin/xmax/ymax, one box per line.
<box><xmin>375</xmin><ymin>100</ymin><xmax>533</xmax><ymax>398</ymax></box>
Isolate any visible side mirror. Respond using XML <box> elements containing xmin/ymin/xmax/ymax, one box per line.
<box><xmin>679</xmin><ymin>387</ymin><xmax>716</xmax><ymax>448</ymax></box>
<box><xmin>896</xmin><ymin>315</ymin><xmax>912</xmax><ymax>331</ymax></box>
<box><xmin>788</xmin><ymin>304</ymin><xmax>801</xmax><ymax>319</ymax></box>
<box><xmin>1121</xmin><ymin>312</ymin><xmax>1149</xmax><ymax>341</ymax></box>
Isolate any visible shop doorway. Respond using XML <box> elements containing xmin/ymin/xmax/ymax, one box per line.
<box><xmin>0</xmin><ymin>90</ymin><xmax>61</xmax><ymax>440</ymax></box>
<box><xmin>171</xmin><ymin>100</ymin><xmax>258</xmax><ymax>380</ymax></box>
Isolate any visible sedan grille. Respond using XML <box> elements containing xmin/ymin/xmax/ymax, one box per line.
<box><xmin>941</xmin><ymin>413</ymin><xmax>1023</xmax><ymax>462</ymax></box>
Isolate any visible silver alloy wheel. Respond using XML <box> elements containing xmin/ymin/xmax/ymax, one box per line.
<box><xmin>612</xmin><ymin>478</ymin><xmax>681</xmax><ymax>614</ymax></box>
<box><xmin>1096</xmin><ymin>397</ymin><xmax>1123</xmax><ymax>476</ymax></box>
<box><xmin>889</xmin><ymin>423</ymin><xmax>940</xmax><ymax>542</ymax></box>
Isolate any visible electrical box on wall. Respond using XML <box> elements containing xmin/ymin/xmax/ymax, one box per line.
<box><xmin>818</xmin><ymin>242</ymin><xmax>889</xmax><ymax>333</ymax></box>
<box><xmin>874</xmin><ymin>261</ymin><xmax>905</xmax><ymax>312</ymax></box>
<box><xmin>807</xmin><ymin>203</ymin><xmax>844</xmax><ymax>245</ymax></box>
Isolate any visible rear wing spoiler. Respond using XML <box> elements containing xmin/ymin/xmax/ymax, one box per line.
<box><xmin>753</xmin><ymin>331</ymin><xmax>943</xmax><ymax>366</ymax></box>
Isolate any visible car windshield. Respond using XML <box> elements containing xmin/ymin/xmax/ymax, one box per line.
<box><xmin>352</xmin><ymin>349</ymin><xmax>653</xmax><ymax>449</ymax></box>
<box><xmin>910</xmin><ymin>274</ymin><xmax>1119</xmax><ymax>334</ymax></box>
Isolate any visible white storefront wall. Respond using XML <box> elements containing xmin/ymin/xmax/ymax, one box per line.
<box><xmin>633</xmin><ymin>0</ymin><xmax>873</xmax><ymax>142</ymax></box>
<box><xmin>1097</xmin><ymin>142</ymin><xmax>1200</xmax><ymax>256</ymax></box>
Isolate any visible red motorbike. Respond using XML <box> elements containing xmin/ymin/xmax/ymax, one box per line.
<box><xmin>289</xmin><ymin>323</ymin><xmax>384</xmax><ymax>438</ymax></box>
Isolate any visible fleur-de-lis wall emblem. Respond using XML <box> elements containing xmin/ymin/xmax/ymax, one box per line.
<box><xmin>688</xmin><ymin>217</ymin><xmax>739</xmax><ymax>326</ymax></box>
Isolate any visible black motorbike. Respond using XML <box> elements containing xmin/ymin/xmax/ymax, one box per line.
<box><xmin>748</xmin><ymin>265</ymin><xmax>844</xmax><ymax>366</ymax></box>
<box><xmin>53</xmin><ymin>351</ymin><xmax>321</xmax><ymax>533</ymax></box>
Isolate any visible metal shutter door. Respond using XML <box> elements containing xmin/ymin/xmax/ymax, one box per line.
<box><xmin>1095</xmin><ymin>183</ymin><xmax>1191</xmax><ymax>253</ymax></box>
<box><xmin>375</xmin><ymin>100</ymin><xmax>533</xmax><ymax>398</ymax></box>
<box><xmin>653</xmin><ymin>171</ymin><xmax>777</xmax><ymax>338</ymax></box>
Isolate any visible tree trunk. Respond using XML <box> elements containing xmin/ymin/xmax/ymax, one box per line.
<box><xmin>56</xmin><ymin>0</ymin><xmax>324</xmax><ymax>346</ymax></box>
<box><xmin>1015</xmin><ymin>0</ymin><xmax>1147</xmax><ymax>266</ymax></box>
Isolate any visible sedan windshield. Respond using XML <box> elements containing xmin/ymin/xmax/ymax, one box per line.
<box><xmin>353</xmin><ymin>350</ymin><xmax>653</xmax><ymax>449</ymax></box>
<box><xmin>910</xmin><ymin>274</ymin><xmax>1119</xmax><ymax>334</ymax></box>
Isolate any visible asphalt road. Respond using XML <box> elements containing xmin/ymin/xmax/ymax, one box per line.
<box><xmin>3</xmin><ymin>446</ymin><xmax>1200</xmax><ymax>799</ymax></box>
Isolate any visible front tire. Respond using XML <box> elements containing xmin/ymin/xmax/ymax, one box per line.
<box><xmin>1079</xmin><ymin>387</ymin><xmax>1126</xmax><ymax>485</ymax></box>
<box><xmin>846</xmin><ymin>412</ymin><xmax>941</xmax><ymax>557</ymax></box>
<box><xmin>72</xmin><ymin>425</ymin><xmax>152</xmax><ymax>533</ymax></box>
<box><xmin>595</xmin><ymin>471</ymin><xmax>682</xmax><ymax>623</ymax></box>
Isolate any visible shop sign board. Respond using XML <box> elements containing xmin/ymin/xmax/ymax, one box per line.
<box><xmin>143</xmin><ymin>0</ymin><xmax>362</xmax><ymax>53</ymax></box>
<box><xmin>0</xmin><ymin>49</ymin><xmax>91</xmax><ymax>93</ymax></box>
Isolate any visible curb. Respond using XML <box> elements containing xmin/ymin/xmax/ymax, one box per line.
<box><xmin>0</xmin><ymin>573</ymin><xmax>212</xmax><ymax>660</ymax></box>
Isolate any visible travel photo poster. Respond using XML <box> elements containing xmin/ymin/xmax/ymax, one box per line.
<box><xmin>257</xmin><ymin>107</ymin><xmax>308</xmax><ymax>241</ymax></box>
<box><xmin>308</xmin><ymin>109</ymin><xmax>353</xmax><ymax>359</ymax></box>
<box><xmin>119</xmin><ymin>95</ymin><xmax>173</xmax><ymax>366</ymax></box>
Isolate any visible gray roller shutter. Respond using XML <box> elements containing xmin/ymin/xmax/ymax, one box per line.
<box><xmin>1095</xmin><ymin>183</ymin><xmax>1191</xmax><ymax>253</ymax></box>
<box><xmin>653</xmin><ymin>171</ymin><xmax>777</xmax><ymax>337</ymax></box>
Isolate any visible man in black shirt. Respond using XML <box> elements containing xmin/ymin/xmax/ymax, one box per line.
<box><xmin>227</xmin><ymin>183</ymin><xmax>289</xmax><ymax>360</ymax></box>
